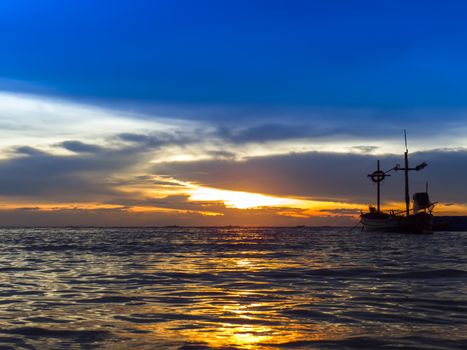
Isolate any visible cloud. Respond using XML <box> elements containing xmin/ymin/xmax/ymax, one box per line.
<box><xmin>14</xmin><ymin>146</ymin><xmax>46</xmax><ymax>156</ymax></box>
<box><xmin>154</xmin><ymin>149</ymin><xmax>467</xmax><ymax>204</ymax></box>
<box><xmin>0</xmin><ymin>146</ymin><xmax>143</xmax><ymax>199</ymax></box>
<box><xmin>105</xmin><ymin>194</ymin><xmax>227</xmax><ymax>214</ymax></box>
<box><xmin>60</xmin><ymin>141</ymin><xmax>102</xmax><ymax>153</ymax></box>
<box><xmin>215</xmin><ymin>123</ymin><xmax>333</xmax><ymax>143</ymax></box>
<box><xmin>351</xmin><ymin>145</ymin><xmax>378</xmax><ymax>153</ymax></box>
<box><xmin>0</xmin><ymin>91</ymin><xmax>197</xmax><ymax>156</ymax></box>
<box><xmin>0</xmin><ymin>91</ymin><xmax>467</xmax><ymax>225</ymax></box>
<box><xmin>1</xmin><ymin>91</ymin><xmax>467</xmax><ymax>160</ymax></box>
<box><xmin>1</xmin><ymin>123</ymin><xmax>464</xmax><ymax>220</ymax></box>
<box><xmin>117</xmin><ymin>131</ymin><xmax>197</xmax><ymax>148</ymax></box>
<box><xmin>0</xmin><ymin>205</ymin><xmax>357</xmax><ymax>227</ymax></box>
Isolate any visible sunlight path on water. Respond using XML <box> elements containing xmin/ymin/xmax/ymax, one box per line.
<box><xmin>0</xmin><ymin>227</ymin><xmax>465</xmax><ymax>349</ymax></box>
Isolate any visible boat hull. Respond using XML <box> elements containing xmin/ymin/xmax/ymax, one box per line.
<box><xmin>361</xmin><ymin>212</ymin><xmax>433</xmax><ymax>234</ymax></box>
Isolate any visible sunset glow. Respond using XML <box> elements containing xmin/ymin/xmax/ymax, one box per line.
<box><xmin>0</xmin><ymin>1</ymin><xmax>466</xmax><ymax>228</ymax></box>
<box><xmin>188</xmin><ymin>187</ymin><xmax>303</xmax><ymax>209</ymax></box>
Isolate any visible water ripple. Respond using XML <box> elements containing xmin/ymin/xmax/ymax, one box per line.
<box><xmin>0</xmin><ymin>227</ymin><xmax>465</xmax><ymax>349</ymax></box>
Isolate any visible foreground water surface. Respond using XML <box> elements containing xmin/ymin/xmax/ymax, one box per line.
<box><xmin>0</xmin><ymin>227</ymin><xmax>465</xmax><ymax>349</ymax></box>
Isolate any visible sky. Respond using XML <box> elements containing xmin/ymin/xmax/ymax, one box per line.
<box><xmin>1</xmin><ymin>0</ymin><xmax>467</xmax><ymax>226</ymax></box>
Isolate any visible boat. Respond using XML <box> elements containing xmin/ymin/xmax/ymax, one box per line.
<box><xmin>360</xmin><ymin>131</ymin><xmax>435</xmax><ymax>234</ymax></box>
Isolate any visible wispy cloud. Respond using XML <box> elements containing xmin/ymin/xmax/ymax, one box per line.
<box><xmin>0</xmin><ymin>91</ymin><xmax>466</xmax><ymax>225</ymax></box>
<box><xmin>0</xmin><ymin>91</ymin><xmax>197</xmax><ymax>156</ymax></box>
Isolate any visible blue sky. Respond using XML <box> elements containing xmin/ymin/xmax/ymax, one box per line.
<box><xmin>0</xmin><ymin>1</ymin><xmax>467</xmax><ymax>225</ymax></box>
<box><xmin>2</xmin><ymin>0</ymin><xmax>467</xmax><ymax>107</ymax></box>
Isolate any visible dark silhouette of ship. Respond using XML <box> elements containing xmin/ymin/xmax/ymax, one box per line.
<box><xmin>360</xmin><ymin>131</ymin><xmax>435</xmax><ymax>234</ymax></box>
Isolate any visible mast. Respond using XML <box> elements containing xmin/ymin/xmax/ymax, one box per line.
<box><xmin>394</xmin><ymin>130</ymin><xmax>427</xmax><ymax>216</ymax></box>
<box><xmin>377</xmin><ymin>160</ymin><xmax>381</xmax><ymax>213</ymax></box>
<box><xmin>368</xmin><ymin>160</ymin><xmax>389</xmax><ymax>213</ymax></box>
<box><xmin>404</xmin><ymin>130</ymin><xmax>410</xmax><ymax>217</ymax></box>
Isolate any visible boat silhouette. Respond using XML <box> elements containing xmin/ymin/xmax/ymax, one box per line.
<box><xmin>360</xmin><ymin>131</ymin><xmax>435</xmax><ymax>234</ymax></box>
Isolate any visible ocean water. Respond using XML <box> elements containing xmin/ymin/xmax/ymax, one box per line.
<box><xmin>0</xmin><ymin>227</ymin><xmax>465</xmax><ymax>350</ymax></box>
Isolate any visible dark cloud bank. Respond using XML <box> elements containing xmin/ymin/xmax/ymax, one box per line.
<box><xmin>154</xmin><ymin>149</ymin><xmax>467</xmax><ymax>204</ymax></box>
<box><xmin>0</xmin><ymin>133</ymin><xmax>465</xmax><ymax>225</ymax></box>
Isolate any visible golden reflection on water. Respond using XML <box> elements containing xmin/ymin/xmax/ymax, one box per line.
<box><xmin>0</xmin><ymin>228</ymin><xmax>465</xmax><ymax>350</ymax></box>
<box><xmin>135</xmin><ymin>300</ymin><xmax>349</xmax><ymax>349</ymax></box>
<box><xmin>132</xmin><ymin>250</ymin><xmax>351</xmax><ymax>349</ymax></box>
<box><xmin>144</xmin><ymin>252</ymin><xmax>327</xmax><ymax>274</ymax></box>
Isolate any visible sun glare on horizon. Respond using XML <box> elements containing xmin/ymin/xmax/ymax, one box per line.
<box><xmin>188</xmin><ymin>187</ymin><xmax>304</xmax><ymax>209</ymax></box>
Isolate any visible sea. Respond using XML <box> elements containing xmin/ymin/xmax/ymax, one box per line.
<box><xmin>0</xmin><ymin>227</ymin><xmax>465</xmax><ymax>350</ymax></box>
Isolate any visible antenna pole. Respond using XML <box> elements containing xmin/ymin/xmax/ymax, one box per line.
<box><xmin>404</xmin><ymin>129</ymin><xmax>408</xmax><ymax>152</ymax></box>
<box><xmin>377</xmin><ymin>160</ymin><xmax>381</xmax><ymax>213</ymax></box>
<box><xmin>404</xmin><ymin>130</ymin><xmax>410</xmax><ymax>216</ymax></box>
